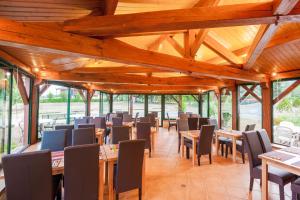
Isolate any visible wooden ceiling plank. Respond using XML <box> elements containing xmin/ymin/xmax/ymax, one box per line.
<box><xmin>69</xmin><ymin>66</ymin><xmax>171</xmax><ymax>74</ymax></box>
<box><xmin>203</xmin><ymin>35</ymin><xmax>243</xmax><ymax>65</ymax></box>
<box><xmin>244</xmin><ymin>0</ymin><xmax>300</xmax><ymax>70</ymax></box>
<box><xmin>63</xmin><ymin>2</ymin><xmax>282</xmax><ymax>37</ymax></box>
<box><xmin>0</xmin><ymin>18</ymin><xmax>265</xmax><ymax>82</ymax></box>
<box><xmin>165</xmin><ymin>35</ymin><xmax>185</xmax><ymax>57</ymax></box>
<box><xmin>0</xmin><ymin>48</ymin><xmax>32</xmax><ymax>72</ymax></box>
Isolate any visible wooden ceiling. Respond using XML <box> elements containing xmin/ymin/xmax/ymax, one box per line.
<box><xmin>1</xmin><ymin>0</ymin><xmax>300</xmax><ymax>94</ymax></box>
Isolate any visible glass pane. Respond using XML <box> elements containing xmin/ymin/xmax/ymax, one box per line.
<box><xmin>273</xmin><ymin>80</ymin><xmax>300</xmax><ymax>146</ymax></box>
<box><xmin>113</xmin><ymin>94</ymin><xmax>129</xmax><ymax>113</ymax></box>
<box><xmin>39</xmin><ymin>84</ymin><xmax>68</xmax><ymax>136</ymax></box>
<box><xmin>165</xmin><ymin>95</ymin><xmax>179</xmax><ymax>119</ymax></box>
<box><xmin>131</xmin><ymin>94</ymin><xmax>144</xmax><ymax>117</ymax></box>
<box><xmin>209</xmin><ymin>91</ymin><xmax>218</xmax><ymax>124</ymax></box>
<box><xmin>202</xmin><ymin>93</ymin><xmax>208</xmax><ymax>117</ymax></box>
<box><xmin>101</xmin><ymin>92</ymin><xmax>110</xmax><ymax>114</ymax></box>
<box><xmin>148</xmin><ymin>95</ymin><xmax>161</xmax><ymax>121</ymax></box>
<box><xmin>239</xmin><ymin>84</ymin><xmax>262</xmax><ymax>131</ymax></box>
<box><xmin>11</xmin><ymin>73</ymin><xmax>29</xmax><ymax>153</ymax></box>
<box><xmin>182</xmin><ymin>95</ymin><xmax>199</xmax><ymax>114</ymax></box>
<box><xmin>0</xmin><ymin>69</ymin><xmax>10</xmax><ymax>161</ymax></box>
<box><xmin>221</xmin><ymin>89</ymin><xmax>232</xmax><ymax>130</ymax></box>
<box><xmin>70</xmin><ymin>88</ymin><xmax>86</xmax><ymax>123</ymax></box>
<box><xmin>91</xmin><ymin>91</ymin><xmax>100</xmax><ymax>117</ymax></box>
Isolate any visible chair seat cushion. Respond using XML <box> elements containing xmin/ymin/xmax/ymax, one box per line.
<box><xmin>254</xmin><ymin>165</ymin><xmax>296</xmax><ymax>185</ymax></box>
<box><xmin>218</xmin><ymin>137</ymin><xmax>231</xmax><ymax>143</ymax></box>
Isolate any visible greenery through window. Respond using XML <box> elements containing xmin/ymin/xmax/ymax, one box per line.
<box><xmin>113</xmin><ymin>94</ymin><xmax>129</xmax><ymax>113</ymax></box>
<box><xmin>130</xmin><ymin>94</ymin><xmax>144</xmax><ymax>117</ymax></box>
<box><xmin>202</xmin><ymin>93</ymin><xmax>208</xmax><ymax>117</ymax></box>
<box><xmin>91</xmin><ymin>91</ymin><xmax>100</xmax><ymax>117</ymax></box>
<box><xmin>70</xmin><ymin>88</ymin><xmax>86</xmax><ymax>123</ymax></box>
<box><xmin>221</xmin><ymin>89</ymin><xmax>232</xmax><ymax>130</ymax></box>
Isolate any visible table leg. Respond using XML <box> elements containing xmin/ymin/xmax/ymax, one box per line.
<box><xmin>98</xmin><ymin>161</ymin><xmax>104</xmax><ymax>200</ymax></box>
<box><xmin>108</xmin><ymin>161</ymin><xmax>114</xmax><ymax>200</ymax></box>
<box><xmin>232</xmin><ymin>137</ymin><xmax>237</xmax><ymax>162</ymax></box>
<box><xmin>181</xmin><ymin>134</ymin><xmax>184</xmax><ymax>157</ymax></box>
<box><xmin>142</xmin><ymin>154</ymin><xmax>146</xmax><ymax>195</ymax></box>
<box><xmin>215</xmin><ymin>133</ymin><xmax>219</xmax><ymax>155</ymax></box>
<box><xmin>156</xmin><ymin>119</ymin><xmax>159</xmax><ymax>132</ymax></box>
<box><xmin>192</xmin><ymin>138</ymin><xmax>197</xmax><ymax>166</ymax></box>
<box><xmin>261</xmin><ymin>159</ymin><xmax>268</xmax><ymax>200</ymax></box>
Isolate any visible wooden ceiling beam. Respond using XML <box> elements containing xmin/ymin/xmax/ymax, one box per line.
<box><xmin>104</xmin><ymin>0</ymin><xmax>118</xmax><ymax>15</ymax></box>
<box><xmin>69</xmin><ymin>66</ymin><xmax>171</xmax><ymax>74</ymax></box>
<box><xmin>165</xmin><ymin>36</ymin><xmax>185</xmax><ymax>57</ymax></box>
<box><xmin>63</xmin><ymin>2</ymin><xmax>300</xmax><ymax>37</ymax></box>
<box><xmin>203</xmin><ymin>35</ymin><xmax>243</xmax><ymax>66</ymax></box>
<box><xmin>13</xmin><ymin>72</ymin><xmax>29</xmax><ymax>105</ymax></box>
<box><xmin>244</xmin><ymin>0</ymin><xmax>300</xmax><ymax>70</ymax></box>
<box><xmin>147</xmin><ymin>34</ymin><xmax>168</xmax><ymax>51</ymax></box>
<box><xmin>0</xmin><ymin>48</ymin><xmax>32</xmax><ymax>73</ymax></box>
<box><xmin>0</xmin><ymin>18</ymin><xmax>265</xmax><ymax>82</ymax></box>
<box><xmin>39</xmin><ymin>71</ymin><xmax>231</xmax><ymax>87</ymax></box>
<box><xmin>271</xmin><ymin>69</ymin><xmax>300</xmax><ymax>80</ymax></box>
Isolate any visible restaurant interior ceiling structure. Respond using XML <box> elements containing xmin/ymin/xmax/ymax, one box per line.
<box><xmin>0</xmin><ymin>0</ymin><xmax>300</xmax><ymax>94</ymax></box>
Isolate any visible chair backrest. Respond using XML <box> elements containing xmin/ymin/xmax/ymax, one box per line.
<box><xmin>83</xmin><ymin>116</ymin><xmax>93</xmax><ymax>123</ymax></box>
<box><xmin>243</xmin><ymin>131</ymin><xmax>264</xmax><ymax>176</ymax></box>
<box><xmin>2</xmin><ymin>150</ymin><xmax>52</xmax><ymax>200</ymax></box>
<box><xmin>257</xmin><ymin>129</ymin><xmax>272</xmax><ymax>152</ymax></box>
<box><xmin>55</xmin><ymin>125</ymin><xmax>74</xmax><ymax>147</ymax></box>
<box><xmin>74</xmin><ymin>118</ymin><xmax>87</xmax><ymax>128</ymax></box>
<box><xmin>190</xmin><ymin>114</ymin><xmax>199</xmax><ymax>118</ymax></box>
<box><xmin>167</xmin><ymin>113</ymin><xmax>171</xmax><ymax>121</ymax></box>
<box><xmin>207</xmin><ymin>118</ymin><xmax>218</xmax><ymax>130</ymax></box>
<box><xmin>150</xmin><ymin>111</ymin><xmax>158</xmax><ymax>118</ymax></box>
<box><xmin>78</xmin><ymin>123</ymin><xmax>96</xmax><ymax>131</ymax></box>
<box><xmin>147</xmin><ymin>113</ymin><xmax>156</xmax><ymax>127</ymax></box>
<box><xmin>115</xmin><ymin>140</ymin><xmax>145</xmax><ymax>193</ymax></box>
<box><xmin>136</xmin><ymin>122</ymin><xmax>151</xmax><ymax>149</ymax></box>
<box><xmin>64</xmin><ymin>144</ymin><xmax>99</xmax><ymax>200</ymax></box>
<box><xmin>112</xmin><ymin>126</ymin><xmax>130</xmax><ymax>144</ymax></box>
<box><xmin>112</xmin><ymin>117</ymin><xmax>123</xmax><ymax>126</ymax></box>
<box><xmin>122</xmin><ymin>114</ymin><xmax>132</xmax><ymax>123</ymax></box>
<box><xmin>188</xmin><ymin>117</ymin><xmax>198</xmax><ymax>130</ymax></box>
<box><xmin>41</xmin><ymin>130</ymin><xmax>67</xmax><ymax>151</ymax></box>
<box><xmin>139</xmin><ymin>117</ymin><xmax>150</xmax><ymax>123</ymax></box>
<box><xmin>109</xmin><ymin>113</ymin><xmax>117</xmax><ymax>121</ymax></box>
<box><xmin>177</xmin><ymin>119</ymin><xmax>189</xmax><ymax>132</ymax></box>
<box><xmin>116</xmin><ymin>113</ymin><xmax>123</xmax><ymax>119</ymax></box>
<box><xmin>72</xmin><ymin>128</ymin><xmax>95</xmax><ymax>145</ymax></box>
<box><xmin>90</xmin><ymin>117</ymin><xmax>105</xmax><ymax>129</ymax></box>
<box><xmin>179</xmin><ymin>113</ymin><xmax>188</xmax><ymax>120</ymax></box>
<box><xmin>198</xmin><ymin>125</ymin><xmax>215</xmax><ymax>155</ymax></box>
<box><xmin>245</xmin><ymin>124</ymin><xmax>256</xmax><ymax>131</ymax></box>
<box><xmin>198</xmin><ymin>117</ymin><xmax>209</xmax><ymax>129</ymax></box>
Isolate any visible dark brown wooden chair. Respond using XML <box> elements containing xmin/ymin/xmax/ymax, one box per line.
<box><xmin>55</xmin><ymin>125</ymin><xmax>74</xmax><ymax>147</ymax></box>
<box><xmin>167</xmin><ymin>113</ymin><xmax>177</xmax><ymax>131</ymax></box>
<box><xmin>112</xmin><ymin>117</ymin><xmax>123</xmax><ymax>126</ymax></box>
<box><xmin>176</xmin><ymin>119</ymin><xmax>189</xmax><ymax>153</ymax></box>
<box><xmin>41</xmin><ymin>130</ymin><xmax>67</xmax><ymax>151</ymax></box>
<box><xmin>136</xmin><ymin>122</ymin><xmax>151</xmax><ymax>157</ymax></box>
<box><xmin>188</xmin><ymin>117</ymin><xmax>198</xmax><ymax>130</ymax></box>
<box><xmin>72</xmin><ymin>128</ymin><xmax>95</xmax><ymax>145</ymax></box>
<box><xmin>112</xmin><ymin>126</ymin><xmax>130</xmax><ymax>144</ymax></box>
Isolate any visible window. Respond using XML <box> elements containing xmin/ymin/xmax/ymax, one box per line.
<box><xmin>39</xmin><ymin>84</ymin><xmax>68</xmax><ymax>135</ymax></box>
<box><xmin>202</xmin><ymin>93</ymin><xmax>208</xmax><ymax>117</ymax></box>
<box><xmin>113</xmin><ymin>94</ymin><xmax>129</xmax><ymax>113</ymax></box>
<box><xmin>91</xmin><ymin>91</ymin><xmax>100</xmax><ymax>117</ymax></box>
<box><xmin>148</xmin><ymin>95</ymin><xmax>161</xmax><ymax>120</ymax></box>
<box><xmin>131</xmin><ymin>94</ymin><xmax>144</xmax><ymax>117</ymax></box>
<box><xmin>100</xmin><ymin>92</ymin><xmax>110</xmax><ymax>114</ymax></box>
<box><xmin>165</xmin><ymin>95</ymin><xmax>179</xmax><ymax>119</ymax></box>
<box><xmin>273</xmin><ymin>80</ymin><xmax>300</xmax><ymax>146</ymax></box>
<box><xmin>182</xmin><ymin>95</ymin><xmax>199</xmax><ymax>114</ymax></box>
<box><xmin>208</xmin><ymin>91</ymin><xmax>218</xmax><ymax>122</ymax></box>
<box><xmin>70</xmin><ymin>88</ymin><xmax>86</xmax><ymax>123</ymax></box>
<box><xmin>221</xmin><ymin>88</ymin><xmax>232</xmax><ymax>130</ymax></box>
<box><xmin>238</xmin><ymin>84</ymin><xmax>262</xmax><ymax>131</ymax></box>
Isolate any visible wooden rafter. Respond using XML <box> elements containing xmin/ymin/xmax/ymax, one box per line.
<box><xmin>273</xmin><ymin>80</ymin><xmax>300</xmax><ymax>104</ymax></box>
<box><xmin>241</xmin><ymin>85</ymin><xmax>262</xmax><ymax>103</ymax></box>
<box><xmin>63</xmin><ymin>2</ymin><xmax>300</xmax><ymax>37</ymax></box>
<box><xmin>272</xmin><ymin>69</ymin><xmax>300</xmax><ymax>80</ymax></box>
<box><xmin>0</xmin><ymin>48</ymin><xmax>31</xmax><ymax>72</ymax></box>
<box><xmin>78</xmin><ymin>89</ymin><xmax>87</xmax><ymax>103</ymax></box>
<box><xmin>239</xmin><ymin>85</ymin><xmax>257</xmax><ymax>102</ymax></box>
<box><xmin>104</xmin><ymin>0</ymin><xmax>118</xmax><ymax>15</ymax></box>
<box><xmin>147</xmin><ymin>35</ymin><xmax>168</xmax><ymax>51</ymax></box>
<box><xmin>165</xmin><ymin>36</ymin><xmax>185</xmax><ymax>57</ymax></box>
<box><xmin>244</xmin><ymin>0</ymin><xmax>300</xmax><ymax>70</ymax></box>
<box><xmin>13</xmin><ymin>72</ymin><xmax>29</xmax><ymax>105</ymax></box>
<box><xmin>39</xmin><ymin>84</ymin><xmax>50</xmax><ymax>96</ymax></box>
<box><xmin>69</xmin><ymin>66</ymin><xmax>170</xmax><ymax>74</ymax></box>
<box><xmin>0</xmin><ymin>18</ymin><xmax>264</xmax><ymax>82</ymax></box>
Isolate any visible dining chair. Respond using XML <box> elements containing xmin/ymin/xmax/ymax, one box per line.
<box><xmin>112</xmin><ymin>117</ymin><xmax>123</xmax><ymax>126</ymax></box>
<box><xmin>176</xmin><ymin>119</ymin><xmax>189</xmax><ymax>153</ymax></box>
<box><xmin>41</xmin><ymin>130</ymin><xmax>67</xmax><ymax>151</ymax></box>
<box><xmin>83</xmin><ymin>116</ymin><xmax>93</xmax><ymax>123</ymax></box>
<box><xmin>147</xmin><ymin>113</ymin><xmax>156</xmax><ymax>127</ymax></box>
<box><xmin>123</xmin><ymin>114</ymin><xmax>132</xmax><ymax>123</ymax></box>
<box><xmin>184</xmin><ymin>125</ymin><xmax>215</xmax><ymax>165</ymax></box>
<box><xmin>245</xmin><ymin>124</ymin><xmax>256</xmax><ymax>131</ymax></box>
<box><xmin>208</xmin><ymin>118</ymin><xmax>227</xmax><ymax>156</ymax></box>
<box><xmin>291</xmin><ymin>178</ymin><xmax>300</xmax><ymax>200</ymax></box>
<box><xmin>179</xmin><ymin>113</ymin><xmax>188</xmax><ymax>120</ymax></box>
<box><xmin>198</xmin><ymin>117</ymin><xmax>209</xmax><ymax>129</ymax></box>
<box><xmin>112</xmin><ymin>126</ymin><xmax>130</xmax><ymax>144</ymax></box>
<box><xmin>2</xmin><ymin>150</ymin><xmax>53</xmax><ymax>200</ymax></box>
<box><xmin>188</xmin><ymin>117</ymin><xmax>198</xmax><ymax>130</ymax></box>
<box><xmin>64</xmin><ymin>144</ymin><xmax>99</xmax><ymax>200</ymax></box>
<box><xmin>90</xmin><ymin>117</ymin><xmax>102</xmax><ymax>128</ymax></box>
<box><xmin>74</xmin><ymin>118</ymin><xmax>87</xmax><ymax>128</ymax></box>
<box><xmin>116</xmin><ymin>113</ymin><xmax>123</xmax><ymax>119</ymax></box>
<box><xmin>150</xmin><ymin>111</ymin><xmax>158</xmax><ymax>118</ymax></box>
<box><xmin>167</xmin><ymin>113</ymin><xmax>177</xmax><ymax>131</ymax></box>
<box><xmin>133</xmin><ymin>112</ymin><xmax>139</xmax><ymax>127</ymax></box>
<box><xmin>257</xmin><ymin>129</ymin><xmax>272</xmax><ymax>152</ymax></box>
<box><xmin>190</xmin><ymin>114</ymin><xmax>199</xmax><ymax>118</ymax></box>
<box><xmin>72</xmin><ymin>128</ymin><xmax>95</xmax><ymax>145</ymax></box>
<box><xmin>109</xmin><ymin>113</ymin><xmax>117</xmax><ymax>121</ymax></box>
<box><xmin>114</xmin><ymin>140</ymin><xmax>145</xmax><ymax>200</ymax></box>
<box><xmin>55</xmin><ymin>125</ymin><xmax>74</xmax><ymax>147</ymax></box>
<box><xmin>139</xmin><ymin>117</ymin><xmax>150</xmax><ymax>123</ymax></box>
<box><xmin>136</xmin><ymin>122</ymin><xmax>152</xmax><ymax>157</ymax></box>
<box><xmin>243</xmin><ymin>131</ymin><xmax>296</xmax><ymax>200</ymax></box>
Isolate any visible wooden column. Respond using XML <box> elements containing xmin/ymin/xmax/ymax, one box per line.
<box><xmin>30</xmin><ymin>84</ymin><xmax>39</xmax><ymax>144</ymax></box>
<box><xmin>231</xmin><ymin>85</ymin><xmax>238</xmax><ymax>130</ymax></box>
<box><xmin>109</xmin><ymin>94</ymin><xmax>113</xmax><ymax>113</ymax></box>
<box><xmin>261</xmin><ymin>81</ymin><xmax>272</xmax><ymax>140</ymax></box>
<box><xmin>86</xmin><ymin>89</ymin><xmax>94</xmax><ymax>116</ymax></box>
<box><xmin>215</xmin><ymin>89</ymin><xmax>222</xmax><ymax>129</ymax></box>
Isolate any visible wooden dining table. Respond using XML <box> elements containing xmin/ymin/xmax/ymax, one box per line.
<box><xmin>259</xmin><ymin>147</ymin><xmax>300</xmax><ymax>200</ymax></box>
<box><xmin>101</xmin><ymin>144</ymin><xmax>148</xmax><ymax>200</ymax></box>
<box><xmin>180</xmin><ymin>130</ymin><xmax>200</xmax><ymax>166</ymax></box>
<box><xmin>215</xmin><ymin>129</ymin><xmax>243</xmax><ymax>162</ymax></box>
<box><xmin>23</xmin><ymin>142</ymin><xmax>105</xmax><ymax>200</ymax></box>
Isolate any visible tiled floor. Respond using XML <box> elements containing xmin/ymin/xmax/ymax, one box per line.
<box><xmin>114</xmin><ymin>128</ymin><xmax>293</xmax><ymax>200</ymax></box>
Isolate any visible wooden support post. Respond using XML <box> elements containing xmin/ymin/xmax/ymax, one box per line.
<box><xmin>30</xmin><ymin>84</ymin><xmax>39</xmax><ymax>144</ymax></box>
<box><xmin>86</xmin><ymin>89</ymin><xmax>94</xmax><ymax>116</ymax></box>
<box><xmin>216</xmin><ymin>89</ymin><xmax>222</xmax><ymax>129</ymax></box>
<box><xmin>129</xmin><ymin>95</ymin><xmax>133</xmax><ymax>115</ymax></box>
<box><xmin>231</xmin><ymin>85</ymin><xmax>238</xmax><ymax>130</ymax></box>
<box><xmin>261</xmin><ymin>81</ymin><xmax>272</xmax><ymax>140</ymax></box>
<box><xmin>109</xmin><ymin>94</ymin><xmax>113</xmax><ymax>113</ymax></box>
